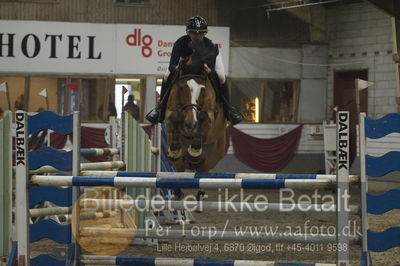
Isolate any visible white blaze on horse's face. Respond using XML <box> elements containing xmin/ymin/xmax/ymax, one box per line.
<box><xmin>187</xmin><ymin>79</ymin><xmax>204</xmax><ymax>122</ymax></box>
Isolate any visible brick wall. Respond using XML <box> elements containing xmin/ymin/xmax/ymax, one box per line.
<box><xmin>327</xmin><ymin>1</ymin><xmax>397</xmax><ymax>118</ymax></box>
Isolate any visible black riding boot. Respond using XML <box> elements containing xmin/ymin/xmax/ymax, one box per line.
<box><xmin>220</xmin><ymin>82</ymin><xmax>243</xmax><ymax>125</ymax></box>
<box><xmin>145</xmin><ymin>80</ymin><xmax>170</xmax><ymax>124</ymax></box>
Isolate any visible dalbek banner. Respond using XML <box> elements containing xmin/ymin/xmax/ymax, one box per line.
<box><xmin>0</xmin><ymin>20</ymin><xmax>230</xmax><ymax>76</ymax></box>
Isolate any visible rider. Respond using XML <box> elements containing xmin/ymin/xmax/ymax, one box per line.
<box><xmin>145</xmin><ymin>16</ymin><xmax>243</xmax><ymax>125</ymax></box>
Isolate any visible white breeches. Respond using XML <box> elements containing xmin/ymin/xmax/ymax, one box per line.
<box><xmin>215</xmin><ymin>54</ymin><xmax>226</xmax><ymax>84</ymax></box>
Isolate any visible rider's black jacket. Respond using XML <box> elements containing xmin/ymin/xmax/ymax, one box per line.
<box><xmin>168</xmin><ymin>35</ymin><xmax>219</xmax><ymax>73</ymax></box>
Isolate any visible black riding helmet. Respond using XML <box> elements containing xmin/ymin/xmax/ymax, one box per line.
<box><xmin>186</xmin><ymin>16</ymin><xmax>208</xmax><ymax>34</ymax></box>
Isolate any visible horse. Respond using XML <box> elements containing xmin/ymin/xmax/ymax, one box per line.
<box><xmin>164</xmin><ymin>40</ymin><xmax>227</xmax><ymax>176</ymax></box>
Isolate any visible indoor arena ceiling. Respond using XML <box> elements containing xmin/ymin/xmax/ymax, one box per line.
<box><xmin>364</xmin><ymin>0</ymin><xmax>400</xmax><ymax>21</ymax></box>
<box><xmin>262</xmin><ymin>0</ymin><xmax>343</xmax><ymax>12</ymax></box>
<box><xmin>259</xmin><ymin>0</ymin><xmax>399</xmax><ymax>21</ymax></box>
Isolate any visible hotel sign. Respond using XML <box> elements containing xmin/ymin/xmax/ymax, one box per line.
<box><xmin>0</xmin><ymin>20</ymin><xmax>230</xmax><ymax>75</ymax></box>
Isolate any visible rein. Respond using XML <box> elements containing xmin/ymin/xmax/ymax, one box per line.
<box><xmin>181</xmin><ymin>103</ymin><xmax>201</xmax><ymax>112</ymax></box>
<box><xmin>177</xmin><ymin>74</ymin><xmax>207</xmax><ymax>82</ymax></box>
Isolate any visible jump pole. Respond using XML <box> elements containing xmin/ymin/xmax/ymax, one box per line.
<box><xmin>81</xmin><ymin>170</ymin><xmax>359</xmax><ymax>182</ymax></box>
<box><xmin>80</xmin><ymin>148</ymin><xmax>120</xmax><ymax>156</ymax></box>
<box><xmin>26</xmin><ymin>161</ymin><xmax>125</xmax><ymax>175</ymax></box>
<box><xmin>31</xmin><ymin>176</ymin><xmax>337</xmax><ymax>190</ymax></box>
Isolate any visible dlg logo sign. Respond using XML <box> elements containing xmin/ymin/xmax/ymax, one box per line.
<box><xmin>125</xmin><ymin>28</ymin><xmax>153</xmax><ymax>57</ymax></box>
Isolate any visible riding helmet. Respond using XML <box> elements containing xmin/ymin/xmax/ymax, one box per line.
<box><xmin>186</xmin><ymin>16</ymin><xmax>208</xmax><ymax>33</ymax></box>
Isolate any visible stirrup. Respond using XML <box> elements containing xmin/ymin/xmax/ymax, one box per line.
<box><xmin>228</xmin><ymin>109</ymin><xmax>243</xmax><ymax>125</ymax></box>
<box><xmin>145</xmin><ymin>108</ymin><xmax>160</xmax><ymax>124</ymax></box>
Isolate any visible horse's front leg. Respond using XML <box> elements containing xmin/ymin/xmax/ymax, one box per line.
<box><xmin>187</xmin><ymin>131</ymin><xmax>203</xmax><ymax>156</ymax></box>
<box><xmin>166</xmin><ymin>111</ymin><xmax>183</xmax><ymax>161</ymax></box>
<box><xmin>168</xmin><ymin>134</ymin><xmax>182</xmax><ymax>161</ymax></box>
<box><xmin>186</xmin><ymin>111</ymin><xmax>208</xmax><ymax>169</ymax></box>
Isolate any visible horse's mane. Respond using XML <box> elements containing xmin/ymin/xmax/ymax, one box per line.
<box><xmin>181</xmin><ymin>39</ymin><xmax>215</xmax><ymax>75</ymax></box>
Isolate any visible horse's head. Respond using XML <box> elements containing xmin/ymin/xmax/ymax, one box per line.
<box><xmin>171</xmin><ymin>75</ymin><xmax>211</xmax><ymax>137</ymax></box>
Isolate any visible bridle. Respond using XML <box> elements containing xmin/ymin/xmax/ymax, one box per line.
<box><xmin>177</xmin><ymin>74</ymin><xmax>207</xmax><ymax>114</ymax></box>
<box><xmin>181</xmin><ymin>103</ymin><xmax>202</xmax><ymax>113</ymax></box>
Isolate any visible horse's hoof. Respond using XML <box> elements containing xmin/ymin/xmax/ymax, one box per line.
<box><xmin>168</xmin><ymin>147</ymin><xmax>182</xmax><ymax>160</ymax></box>
<box><xmin>187</xmin><ymin>145</ymin><xmax>202</xmax><ymax>157</ymax></box>
<box><xmin>185</xmin><ymin>151</ymin><xmax>205</xmax><ymax>170</ymax></box>
<box><xmin>195</xmin><ymin>191</ymin><xmax>205</xmax><ymax>213</ymax></box>
<box><xmin>172</xmin><ymin>189</ymin><xmax>185</xmax><ymax>200</ymax></box>
<box><xmin>196</xmin><ymin>191</ymin><xmax>205</xmax><ymax>201</ymax></box>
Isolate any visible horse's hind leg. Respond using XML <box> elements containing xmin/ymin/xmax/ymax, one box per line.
<box><xmin>172</xmin><ymin>161</ymin><xmax>186</xmax><ymax>200</ymax></box>
<box><xmin>194</xmin><ymin>137</ymin><xmax>226</xmax><ymax>207</ymax></box>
